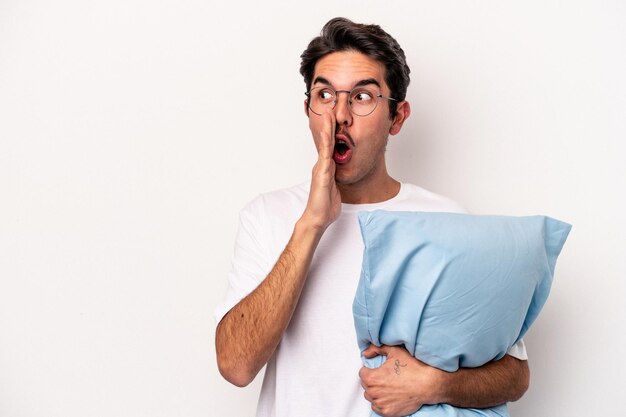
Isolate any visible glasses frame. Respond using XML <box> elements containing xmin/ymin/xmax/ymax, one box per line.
<box><xmin>305</xmin><ymin>86</ymin><xmax>398</xmax><ymax>117</ymax></box>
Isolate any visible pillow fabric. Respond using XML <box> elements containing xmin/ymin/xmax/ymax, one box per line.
<box><xmin>353</xmin><ymin>210</ymin><xmax>571</xmax><ymax>417</ymax></box>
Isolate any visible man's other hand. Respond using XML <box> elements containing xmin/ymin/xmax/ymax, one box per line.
<box><xmin>359</xmin><ymin>344</ymin><xmax>443</xmax><ymax>417</ymax></box>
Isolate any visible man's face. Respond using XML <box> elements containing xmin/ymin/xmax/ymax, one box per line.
<box><xmin>305</xmin><ymin>51</ymin><xmax>407</xmax><ymax>187</ymax></box>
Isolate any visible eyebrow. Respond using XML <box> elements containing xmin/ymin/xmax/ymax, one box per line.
<box><xmin>312</xmin><ymin>77</ymin><xmax>381</xmax><ymax>89</ymax></box>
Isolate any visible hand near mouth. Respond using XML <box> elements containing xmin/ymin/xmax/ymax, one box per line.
<box><xmin>301</xmin><ymin>110</ymin><xmax>342</xmax><ymax>232</ymax></box>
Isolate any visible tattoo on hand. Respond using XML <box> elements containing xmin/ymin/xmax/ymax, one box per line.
<box><xmin>394</xmin><ymin>359</ymin><xmax>407</xmax><ymax>375</ymax></box>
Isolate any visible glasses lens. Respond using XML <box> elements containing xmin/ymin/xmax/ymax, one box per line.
<box><xmin>308</xmin><ymin>87</ymin><xmax>335</xmax><ymax>115</ymax></box>
<box><xmin>349</xmin><ymin>88</ymin><xmax>378</xmax><ymax>116</ymax></box>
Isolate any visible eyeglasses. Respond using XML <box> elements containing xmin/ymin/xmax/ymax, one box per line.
<box><xmin>305</xmin><ymin>86</ymin><xmax>398</xmax><ymax>117</ymax></box>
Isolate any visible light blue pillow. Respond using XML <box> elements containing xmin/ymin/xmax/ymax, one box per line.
<box><xmin>353</xmin><ymin>210</ymin><xmax>571</xmax><ymax>416</ymax></box>
<box><xmin>354</xmin><ymin>210</ymin><xmax>571</xmax><ymax>370</ymax></box>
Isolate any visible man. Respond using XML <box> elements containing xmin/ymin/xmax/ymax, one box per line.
<box><xmin>215</xmin><ymin>17</ymin><xmax>529</xmax><ymax>417</ymax></box>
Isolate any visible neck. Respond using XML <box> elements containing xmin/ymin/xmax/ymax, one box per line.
<box><xmin>338</xmin><ymin>175</ymin><xmax>401</xmax><ymax>204</ymax></box>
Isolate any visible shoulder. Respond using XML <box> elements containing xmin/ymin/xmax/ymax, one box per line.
<box><xmin>397</xmin><ymin>183</ymin><xmax>468</xmax><ymax>214</ymax></box>
<box><xmin>239</xmin><ymin>181</ymin><xmax>309</xmax><ymax>222</ymax></box>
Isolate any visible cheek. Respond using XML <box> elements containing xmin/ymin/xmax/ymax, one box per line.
<box><xmin>355</xmin><ymin>119</ymin><xmax>390</xmax><ymax>146</ymax></box>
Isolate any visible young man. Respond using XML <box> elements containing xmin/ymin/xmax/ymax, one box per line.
<box><xmin>215</xmin><ymin>18</ymin><xmax>529</xmax><ymax>417</ymax></box>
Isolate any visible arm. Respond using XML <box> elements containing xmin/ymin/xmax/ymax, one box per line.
<box><xmin>215</xmin><ymin>111</ymin><xmax>341</xmax><ymax>387</ymax></box>
<box><xmin>438</xmin><ymin>353</ymin><xmax>529</xmax><ymax>407</ymax></box>
<box><xmin>215</xmin><ymin>220</ymin><xmax>323</xmax><ymax>387</ymax></box>
<box><xmin>359</xmin><ymin>344</ymin><xmax>529</xmax><ymax>417</ymax></box>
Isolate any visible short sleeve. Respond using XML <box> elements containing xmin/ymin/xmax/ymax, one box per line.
<box><xmin>214</xmin><ymin>198</ymin><xmax>274</xmax><ymax>324</ymax></box>
<box><xmin>506</xmin><ymin>339</ymin><xmax>528</xmax><ymax>360</ymax></box>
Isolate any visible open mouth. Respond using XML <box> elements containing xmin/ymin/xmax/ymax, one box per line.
<box><xmin>335</xmin><ymin>140</ymin><xmax>349</xmax><ymax>155</ymax></box>
<box><xmin>333</xmin><ymin>138</ymin><xmax>353</xmax><ymax>164</ymax></box>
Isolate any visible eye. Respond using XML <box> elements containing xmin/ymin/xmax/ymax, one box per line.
<box><xmin>352</xmin><ymin>89</ymin><xmax>374</xmax><ymax>103</ymax></box>
<box><xmin>316</xmin><ymin>88</ymin><xmax>335</xmax><ymax>102</ymax></box>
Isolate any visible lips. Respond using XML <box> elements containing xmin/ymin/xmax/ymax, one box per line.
<box><xmin>333</xmin><ymin>133</ymin><xmax>354</xmax><ymax>165</ymax></box>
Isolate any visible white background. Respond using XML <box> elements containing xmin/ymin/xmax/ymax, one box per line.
<box><xmin>1</xmin><ymin>1</ymin><xmax>625</xmax><ymax>416</ymax></box>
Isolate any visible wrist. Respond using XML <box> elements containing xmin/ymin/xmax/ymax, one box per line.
<box><xmin>297</xmin><ymin>212</ymin><xmax>330</xmax><ymax>235</ymax></box>
<box><xmin>424</xmin><ymin>366</ymin><xmax>450</xmax><ymax>405</ymax></box>
<box><xmin>294</xmin><ymin>215</ymin><xmax>327</xmax><ymax>243</ymax></box>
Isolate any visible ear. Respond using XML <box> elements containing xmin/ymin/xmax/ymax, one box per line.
<box><xmin>389</xmin><ymin>100</ymin><xmax>411</xmax><ymax>136</ymax></box>
<box><xmin>304</xmin><ymin>99</ymin><xmax>310</xmax><ymax>118</ymax></box>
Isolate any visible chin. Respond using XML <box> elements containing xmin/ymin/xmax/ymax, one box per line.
<box><xmin>334</xmin><ymin>173</ymin><xmax>359</xmax><ymax>186</ymax></box>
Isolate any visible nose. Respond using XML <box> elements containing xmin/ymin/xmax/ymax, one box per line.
<box><xmin>334</xmin><ymin>91</ymin><xmax>353</xmax><ymax>126</ymax></box>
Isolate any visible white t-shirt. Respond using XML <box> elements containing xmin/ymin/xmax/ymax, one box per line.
<box><xmin>215</xmin><ymin>182</ymin><xmax>527</xmax><ymax>417</ymax></box>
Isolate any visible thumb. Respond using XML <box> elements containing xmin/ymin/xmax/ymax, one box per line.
<box><xmin>361</xmin><ymin>344</ymin><xmax>389</xmax><ymax>359</ymax></box>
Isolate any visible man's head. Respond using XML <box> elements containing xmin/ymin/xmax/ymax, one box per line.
<box><xmin>299</xmin><ymin>18</ymin><xmax>412</xmax><ymax>195</ymax></box>
<box><xmin>300</xmin><ymin>17</ymin><xmax>411</xmax><ymax>119</ymax></box>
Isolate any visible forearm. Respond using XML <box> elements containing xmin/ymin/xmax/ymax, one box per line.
<box><xmin>216</xmin><ymin>218</ymin><xmax>324</xmax><ymax>387</ymax></box>
<box><xmin>438</xmin><ymin>354</ymin><xmax>530</xmax><ymax>408</ymax></box>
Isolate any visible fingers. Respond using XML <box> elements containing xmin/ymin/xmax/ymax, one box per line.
<box><xmin>363</xmin><ymin>388</ymin><xmax>384</xmax><ymax>417</ymax></box>
<box><xmin>362</xmin><ymin>343</ymin><xmax>388</xmax><ymax>359</ymax></box>
<box><xmin>363</xmin><ymin>390</ymin><xmax>373</xmax><ymax>402</ymax></box>
<box><xmin>364</xmin><ymin>344</ymin><xmax>411</xmax><ymax>359</ymax></box>
<box><xmin>359</xmin><ymin>368</ymin><xmax>374</xmax><ymax>403</ymax></box>
<box><xmin>358</xmin><ymin>365</ymin><xmax>370</xmax><ymax>383</ymax></box>
<box><xmin>316</xmin><ymin>110</ymin><xmax>336</xmax><ymax>160</ymax></box>
<box><xmin>303</xmin><ymin>108</ymin><xmax>341</xmax><ymax>230</ymax></box>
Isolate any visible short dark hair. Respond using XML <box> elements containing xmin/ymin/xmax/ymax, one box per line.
<box><xmin>300</xmin><ymin>17</ymin><xmax>411</xmax><ymax>118</ymax></box>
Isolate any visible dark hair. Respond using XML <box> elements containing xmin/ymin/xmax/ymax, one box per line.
<box><xmin>300</xmin><ymin>17</ymin><xmax>411</xmax><ymax>118</ymax></box>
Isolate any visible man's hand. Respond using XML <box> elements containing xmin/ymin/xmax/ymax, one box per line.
<box><xmin>359</xmin><ymin>344</ymin><xmax>530</xmax><ymax>416</ymax></box>
<box><xmin>359</xmin><ymin>344</ymin><xmax>442</xmax><ymax>417</ymax></box>
<box><xmin>301</xmin><ymin>110</ymin><xmax>341</xmax><ymax>231</ymax></box>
